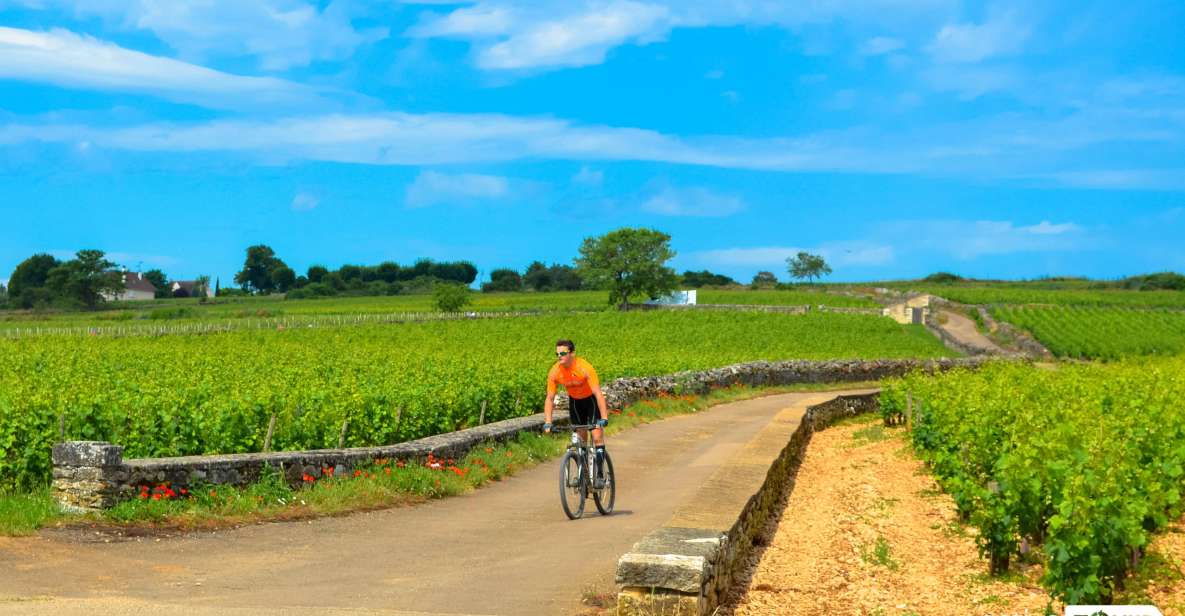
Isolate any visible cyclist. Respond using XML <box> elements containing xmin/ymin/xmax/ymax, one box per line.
<box><xmin>542</xmin><ymin>339</ymin><xmax>610</xmax><ymax>487</ymax></box>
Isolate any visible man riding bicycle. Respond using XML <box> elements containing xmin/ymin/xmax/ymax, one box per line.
<box><xmin>543</xmin><ymin>339</ymin><xmax>610</xmax><ymax>487</ymax></box>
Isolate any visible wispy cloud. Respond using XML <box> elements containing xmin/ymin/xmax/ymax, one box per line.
<box><xmin>642</xmin><ymin>185</ymin><xmax>744</xmax><ymax>217</ymax></box>
<box><xmin>0</xmin><ymin>101</ymin><xmax>1179</xmax><ymax>190</ymax></box>
<box><xmin>861</xmin><ymin>36</ymin><xmax>905</xmax><ymax>56</ymax></box>
<box><xmin>572</xmin><ymin>166</ymin><xmax>604</xmax><ymax>186</ymax></box>
<box><xmin>412</xmin><ymin>1</ymin><xmax>954</xmax><ymax>73</ymax></box>
<box><xmin>881</xmin><ymin>219</ymin><xmax>1088</xmax><ymax>259</ymax></box>
<box><xmin>406</xmin><ymin>170</ymin><xmax>511</xmax><ymax>206</ymax></box>
<box><xmin>15</xmin><ymin>0</ymin><xmax>387</xmax><ymax>71</ymax></box>
<box><xmin>291</xmin><ymin>191</ymin><xmax>320</xmax><ymax>211</ymax></box>
<box><xmin>692</xmin><ymin>242</ymin><xmax>894</xmax><ymax>269</ymax></box>
<box><xmin>0</xmin><ymin>27</ymin><xmax>335</xmax><ymax>110</ymax></box>
<box><xmin>928</xmin><ymin>9</ymin><xmax>1030</xmax><ymax>63</ymax></box>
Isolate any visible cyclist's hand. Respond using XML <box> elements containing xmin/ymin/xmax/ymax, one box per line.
<box><xmin>543</xmin><ymin>422</ymin><xmax>553</xmax><ymax>433</ymax></box>
<box><xmin>595</xmin><ymin>418</ymin><xmax>608</xmax><ymax>428</ymax></box>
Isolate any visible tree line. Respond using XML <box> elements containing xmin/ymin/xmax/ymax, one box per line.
<box><xmin>0</xmin><ymin>234</ymin><xmax>837</xmax><ymax>311</ymax></box>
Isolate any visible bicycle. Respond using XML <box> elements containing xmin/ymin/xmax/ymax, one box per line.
<box><xmin>557</xmin><ymin>423</ymin><xmax>615</xmax><ymax>519</ymax></box>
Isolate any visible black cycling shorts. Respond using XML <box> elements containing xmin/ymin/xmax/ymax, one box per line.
<box><xmin>569</xmin><ymin>395</ymin><xmax>600</xmax><ymax>427</ymax></box>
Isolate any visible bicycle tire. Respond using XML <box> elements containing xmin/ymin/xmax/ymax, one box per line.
<box><xmin>593</xmin><ymin>450</ymin><xmax>615</xmax><ymax>515</ymax></box>
<box><xmin>559</xmin><ymin>450</ymin><xmax>586</xmax><ymax>519</ymax></box>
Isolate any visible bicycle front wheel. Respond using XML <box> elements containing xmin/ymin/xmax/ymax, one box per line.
<box><xmin>593</xmin><ymin>450</ymin><xmax>615</xmax><ymax>515</ymax></box>
<box><xmin>559</xmin><ymin>450</ymin><xmax>586</xmax><ymax>520</ymax></box>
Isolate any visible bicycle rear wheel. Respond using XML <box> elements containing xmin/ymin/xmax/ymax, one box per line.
<box><xmin>559</xmin><ymin>450</ymin><xmax>586</xmax><ymax>520</ymax></box>
<box><xmin>593</xmin><ymin>450</ymin><xmax>615</xmax><ymax>515</ymax></box>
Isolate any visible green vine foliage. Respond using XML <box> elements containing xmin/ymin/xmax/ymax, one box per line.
<box><xmin>882</xmin><ymin>358</ymin><xmax>1185</xmax><ymax>604</ymax></box>
<box><xmin>0</xmin><ymin>310</ymin><xmax>950</xmax><ymax>491</ymax></box>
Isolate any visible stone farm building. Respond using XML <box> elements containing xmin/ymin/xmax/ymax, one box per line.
<box><xmin>170</xmin><ymin>280</ymin><xmax>214</xmax><ymax>298</ymax></box>
<box><xmin>109</xmin><ymin>272</ymin><xmax>156</xmax><ymax>301</ymax></box>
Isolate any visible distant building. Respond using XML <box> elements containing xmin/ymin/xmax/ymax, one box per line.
<box><xmin>108</xmin><ymin>272</ymin><xmax>157</xmax><ymax>302</ymax></box>
<box><xmin>883</xmin><ymin>294</ymin><xmax>930</xmax><ymax>324</ymax></box>
<box><xmin>171</xmin><ymin>280</ymin><xmax>214</xmax><ymax>298</ymax></box>
<box><xmin>645</xmin><ymin>290</ymin><xmax>697</xmax><ymax>306</ymax></box>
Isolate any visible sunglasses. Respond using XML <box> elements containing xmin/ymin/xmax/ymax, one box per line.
<box><xmin>556</xmin><ymin>351</ymin><xmax>571</xmax><ymax>357</ymax></box>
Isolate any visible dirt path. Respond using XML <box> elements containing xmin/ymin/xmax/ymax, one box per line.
<box><xmin>721</xmin><ymin>416</ymin><xmax>1050</xmax><ymax>615</ymax></box>
<box><xmin>0</xmin><ymin>391</ymin><xmax>860</xmax><ymax>616</ymax></box>
<box><xmin>937</xmin><ymin>310</ymin><xmax>1005</xmax><ymax>354</ymax></box>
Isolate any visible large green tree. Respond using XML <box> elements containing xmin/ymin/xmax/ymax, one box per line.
<box><xmin>234</xmin><ymin>245</ymin><xmax>289</xmax><ymax>294</ymax></box>
<box><xmin>786</xmin><ymin>251</ymin><xmax>832</xmax><ymax>284</ymax></box>
<box><xmin>8</xmin><ymin>253</ymin><xmax>60</xmax><ymax>304</ymax></box>
<box><xmin>576</xmin><ymin>227</ymin><xmax>678</xmax><ymax>309</ymax></box>
<box><xmin>142</xmin><ymin>269</ymin><xmax>170</xmax><ymax>298</ymax></box>
<box><xmin>45</xmin><ymin>250</ymin><xmax>124</xmax><ymax>309</ymax></box>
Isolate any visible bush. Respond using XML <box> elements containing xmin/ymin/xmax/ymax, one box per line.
<box><xmin>1121</xmin><ymin>272</ymin><xmax>1185</xmax><ymax>291</ymax></box>
<box><xmin>923</xmin><ymin>272</ymin><xmax>962</xmax><ymax>283</ymax></box>
<box><xmin>432</xmin><ymin>284</ymin><xmax>472</xmax><ymax>312</ymax></box>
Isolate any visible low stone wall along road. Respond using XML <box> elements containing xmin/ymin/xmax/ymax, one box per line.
<box><xmin>0</xmin><ymin>391</ymin><xmax>869</xmax><ymax>616</ymax></box>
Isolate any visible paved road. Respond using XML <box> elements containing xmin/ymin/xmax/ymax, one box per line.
<box><xmin>0</xmin><ymin>391</ymin><xmax>861</xmax><ymax>616</ymax></box>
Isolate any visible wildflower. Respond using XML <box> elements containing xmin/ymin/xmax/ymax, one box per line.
<box><xmin>152</xmin><ymin>493</ymin><xmax>161</xmax><ymax>501</ymax></box>
<box><xmin>384</xmin><ymin>467</ymin><xmax>391</xmax><ymax>476</ymax></box>
<box><xmin>209</xmin><ymin>490</ymin><xmax>217</xmax><ymax>497</ymax></box>
<box><xmin>353</xmin><ymin>470</ymin><xmax>363</xmax><ymax>478</ymax></box>
<box><xmin>484</xmin><ymin>447</ymin><xmax>493</xmax><ymax>454</ymax></box>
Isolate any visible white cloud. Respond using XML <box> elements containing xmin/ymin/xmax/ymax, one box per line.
<box><xmin>18</xmin><ymin>0</ymin><xmax>387</xmax><ymax>71</ymax></box>
<box><xmin>291</xmin><ymin>191</ymin><xmax>319</xmax><ymax>211</ymax></box>
<box><xmin>691</xmin><ymin>241</ymin><xmax>895</xmax><ymax>269</ymax></box>
<box><xmin>572</xmin><ymin>165</ymin><xmax>603</xmax><ymax>186</ymax></box>
<box><xmin>1040</xmin><ymin>169</ymin><xmax>1185</xmax><ymax>191</ymax></box>
<box><xmin>928</xmin><ymin>9</ymin><xmax>1030</xmax><ymax>63</ymax></box>
<box><xmin>0</xmin><ymin>27</ymin><xmax>332</xmax><ymax>110</ymax></box>
<box><xmin>406</xmin><ymin>170</ymin><xmax>511</xmax><ymax>206</ymax></box>
<box><xmin>641</xmin><ymin>186</ymin><xmax>744</xmax><ymax>217</ymax></box>
<box><xmin>861</xmin><ymin>36</ymin><xmax>904</xmax><ymax>55</ymax></box>
<box><xmin>882</xmin><ymin>219</ymin><xmax>1087</xmax><ymax>259</ymax></box>
<box><xmin>413</xmin><ymin>0</ymin><xmax>955</xmax><ymax>72</ymax></box>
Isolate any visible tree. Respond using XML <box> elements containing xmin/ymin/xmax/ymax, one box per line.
<box><xmin>270</xmin><ymin>266</ymin><xmax>296</xmax><ymax>293</ymax></box>
<box><xmin>0</xmin><ymin>282</ymin><xmax>7</xmax><ymax>307</ymax></box>
<box><xmin>482</xmin><ymin>268</ymin><xmax>523</xmax><ymax>292</ymax></box>
<box><xmin>8</xmin><ymin>253</ymin><xmax>60</xmax><ymax>301</ymax></box>
<box><xmin>576</xmin><ymin>227</ymin><xmax>678</xmax><ymax>309</ymax></box>
<box><xmin>214</xmin><ymin>277</ymin><xmax>221</xmax><ymax>297</ymax></box>
<box><xmin>45</xmin><ymin>249</ymin><xmax>123</xmax><ymax>309</ymax></box>
<box><xmin>306</xmin><ymin>265</ymin><xmax>329</xmax><ymax>284</ymax></box>
<box><xmin>681</xmin><ymin>270</ymin><xmax>736</xmax><ymax>287</ymax></box>
<box><xmin>432</xmin><ymin>283</ymin><xmax>471</xmax><ymax>312</ymax></box>
<box><xmin>193</xmin><ymin>275</ymin><xmax>211</xmax><ymax>299</ymax></box>
<box><xmin>923</xmin><ymin>272</ymin><xmax>962</xmax><ymax>283</ymax></box>
<box><xmin>142</xmin><ymin>269</ymin><xmax>170</xmax><ymax>298</ymax></box>
<box><xmin>786</xmin><ymin>252</ymin><xmax>832</xmax><ymax>284</ymax></box>
<box><xmin>234</xmin><ymin>245</ymin><xmax>289</xmax><ymax>294</ymax></box>
<box><xmin>751</xmin><ymin>271</ymin><xmax>778</xmax><ymax>288</ymax></box>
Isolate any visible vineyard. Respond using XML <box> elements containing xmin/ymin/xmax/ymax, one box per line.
<box><xmin>991</xmin><ymin>305</ymin><xmax>1185</xmax><ymax>359</ymax></box>
<box><xmin>898</xmin><ymin>284</ymin><xmax>1185</xmax><ymax>308</ymax></box>
<box><xmin>0</xmin><ymin>310</ymin><xmax>949</xmax><ymax>491</ymax></box>
<box><xmin>880</xmin><ymin>358</ymin><xmax>1185</xmax><ymax>603</ymax></box>
<box><xmin>0</xmin><ymin>288</ymin><xmax>878</xmax><ymax>332</ymax></box>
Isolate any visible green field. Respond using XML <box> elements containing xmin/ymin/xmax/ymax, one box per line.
<box><xmin>881</xmin><ymin>358</ymin><xmax>1185</xmax><ymax>603</ymax></box>
<box><xmin>990</xmin><ymin>305</ymin><xmax>1185</xmax><ymax>359</ymax></box>
<box><xmin>892</xmin><ymin>283</ymin><xmax>1185</xmax><ymax>308</ymax></box>
<box><xmin>0</xmin><ymin>310</ymin><xmax>949</xmax><ymax>491</ymax></box>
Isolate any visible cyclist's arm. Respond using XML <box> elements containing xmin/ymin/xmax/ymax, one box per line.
<box><xmin>591</xmin><ymin>385</ymin><xmax>610</xmax><ymax>422</ymax></box>
<box><xmin>544</xmin><ymin>369</ymin><xmax>558</xmax><ymax>425</ymax></box>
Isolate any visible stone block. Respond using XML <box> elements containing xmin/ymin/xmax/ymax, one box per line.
<box><xmin>617</xmin><ymin>587</ymin><xmax>702</xmax><ymax>616</ymax></box>
<box><xmin>51</xmin><ymin>441</ymin><xmax>123</xmax><ymax>467</ymax></box>
<box><xmin>616</xmin><ymin>553</ymin><xmax>708</xmax><ymax>594</ymax></box>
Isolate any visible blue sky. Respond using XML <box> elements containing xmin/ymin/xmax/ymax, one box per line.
<box><xmin>1</xmin><ymin>1</ymin><xmax>1183</xmax><ymax>286</ymax></box>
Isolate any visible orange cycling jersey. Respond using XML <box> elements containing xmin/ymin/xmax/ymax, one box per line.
<box><xmin>547</xmin><ymin>357</ymin><xmax>600</xmax><ymax>399</ymax></box>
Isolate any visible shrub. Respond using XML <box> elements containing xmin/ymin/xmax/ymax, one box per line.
<box><xmin>432</xmin><ymin>283</ymin><xmax>472</xmax><ymax>312</ymax></box>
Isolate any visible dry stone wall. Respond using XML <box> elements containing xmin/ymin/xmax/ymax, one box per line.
<box><xmin>616</xmin><ymin>393</ymin><xmax>881</xmax><ymax>615</ymax></box>
<box><xmin>52</xmin><ymin>357</ymin><xmax>991</xmax><ymax>512</ymax></box>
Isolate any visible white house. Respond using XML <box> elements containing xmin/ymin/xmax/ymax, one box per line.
<box><xmin>108</xmin><ymin>272</ymin><xmax>157</xmax><ymax>302</ymax></box>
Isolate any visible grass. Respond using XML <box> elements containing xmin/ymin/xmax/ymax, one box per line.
<box><xmin>0</xmin><ymin>488</ymin><xmax>60</xmax><ymax>535</ymax></box>
<box><xmin>860</xmin><ymin>536</ymin><xmax>899</xmax><ymax>570</ymax></box>
<box><xmin>0</xmin><ymin>380</ymin><xmax>881</xmax><ymax>534</ymax></box>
